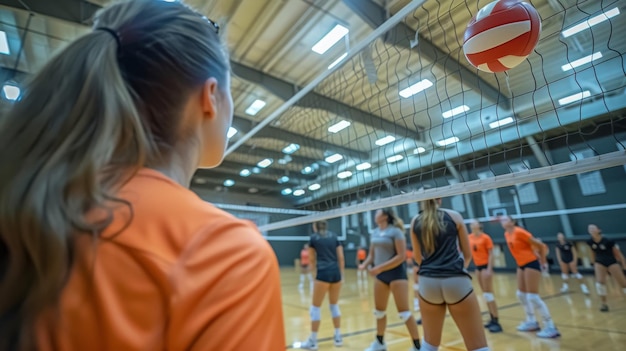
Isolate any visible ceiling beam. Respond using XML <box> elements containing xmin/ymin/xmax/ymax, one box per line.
<box><xmin>194</xmin><ymin>168</ymin><xmax>289</xmax><ymax>190</ymax></box>
<box><xmin>210</xmin><ymin>160</ymin><xmax>316</xmax><ymax>181</ymax></box>
<box><xmin>235</xmin><ymin>144</ymin><xmax>321</xmax><ymax>166</ymax></box>
<box><xmin>232</xmin><ymin>116</ymin><xmax>369</xmax><ymax>160</ymax></box>
<box><xmin>0</xmin><ymin>0</ymin><xmax>100</xmax><ymax>25</ymax></box>
<box><xmin>230</xmin><ymin>61</ymin><xmax>420</xmax><ymax>139</ymax></box>
<box><xmin>341</xmin><ymin>0</ymin><xmax>510</xmax><ymax>110</ymax></box>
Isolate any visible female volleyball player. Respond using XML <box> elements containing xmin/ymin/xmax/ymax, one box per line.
<box><xmin>359</xmin><ymin>208</ymin><xmax>421</xmax><ymax>351</ymax></box>
<box><xmin>300</xmin><ymin>243</ymin><xmax>313</xmax><ymax>290</ymax></box>
<box><xmin>500</xmin><ymin>216</ymin><xmax>560</xmax><ymax>338</ymax></box>
<box><xmin>468</xmin><ymin>220</ymin><xmax>503</xmax><ymax>333</ymax></box>
<box><xmin>357</xmin><ymin>246</ymin><xmax>368</xmax><ymax>280</ymax></box>
<box><xmin>555</xmin><ymin>232</ymin><xmax>589</xmax><ymax>294</ymax></box>
<box><xmin>0</xmin><ymin>1</ymin><xmax>285</xmax><ymax>350</ymax></box>
<box><xmin>587</xmin><ymin>224</ymin><xmax>626</xmax><ymax>312</ymax></box>
<box><xmin>301</xmin><ymin>221</ymin><xmax>345</xmax><ymax>349</ymax></box>
<box><xmin>411</xmin><ymin>199</ymin><xmax>489</xmax><ymax>351</ymax></box>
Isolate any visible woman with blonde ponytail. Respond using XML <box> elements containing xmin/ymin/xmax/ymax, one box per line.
<box><xmin>410</xmin><ymin>196</ymin><xmax>489</xmax><ymax>351</ymax></box>
<box><xmin>0</xmin><ymin>1</ymin><xmax>284</xmax><ymax>350</ymax></box>
<box><xmin>360</xmin><ymin>208</ymin><xmax>421</xmax><ymax>351</ymax></box>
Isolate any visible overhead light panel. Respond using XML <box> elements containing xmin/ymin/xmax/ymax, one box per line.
<box><xmin>375</xmin><ymin>135</ymin><xmax>396</xmax><ymax>146</ymax></box>
<box><xmin>282</xmin><ymin>143</ymin><xmax>300</xmax><ymax>154</ymax></box>
<box><xmin>245</xmin><ymin>99</ymin><xmax>267</xmax><ymax>116</ymax></box>
<box><xmin>223</xmin><ymin>179</ymin><xmax>235</xmax><ymax>187</ymax></box>
<box><xmin>325</xmin><ymin>153</ymin><xmax>343</xmax><ymax>164</ymax></box>
<box><xmin>356</xmin><ymin>162</ymin><xmax>372</xmax><ymax>171</ymax></box>
<box><xmin>337</xmin><ymin>171</ymin><xmax>353</xmax><ymax>179</ymax></box>
<box><xmin>281</xmin><ymin>188</ymin><xmax>293</xmax><ymax>196</ymax></box>
<box><xmin>227</xmin><ymin>127</ymin><xmax>238</xmax><ymax>139</ymax></box>
<box><xmin>442</xmin><ymin>105</ymin><xmax>470</xmax><ymax>118</ymax></box>
<box><xmin>399</xmin><ymin>79</ymin><xmax>433</xmax><ymax>98</ymax></box>
<box><xmin>239</xmin><ymin>169</ymin><xmax>251</xmax><ymax>177</ymax></box>
<box><xmin>2</xmin><ymin>83</ymin><xmax>20</xmax><ymax>101</ymax></box>
<box><xmin>278</xmin><ymin>155</ymin><xmax>292</xmax><ymax>165</ymax></box>
<box><xmin>328</xmin><ymin>53</ymin><xmax>348</xmax><ymax>70</ymax></box>
<box><xmin>489</xmin><ymin>117</ymin><xmax>515</xmax><ymax>129</ymax></box>
<box><xmin>308</xmin><ymin>183</ymin><xmax>321</xmax><ymax>191</ymax></box>
<box><xmin>561</xmin><ymin>52</ymin><xmax>603</xmax><ymax>71</ymax></box>
<box><xmin>558</xmin><ymin>91</ymin><xmax>591</xmax><ymax>106</ymax></box>
<box><xmin>562</xmin><ymin>8</ymin><xmax>620</xmax><ymax>38</ymax></box>
<box><xmin>328</xmin><ymin>120</ymin><xmax>351</xmax><ymax>133</ymax></box>
<box><xmin>414</xmin><ymin>147</ymin><xmax>426</xmax><ymax>154</ymax></box>
<box><xmin>302</xmin><ymin>165</ymin><xmax>315</xmax><ymax>175</ymax></box>
<box><xmin>257</xmin><ymin>158</ymin><xmax>273</xmax><ymax>168</ymax></box>
<box><xmin>252</xmin><ymin>167</ymin><xmax>261</xmax><ymax>174</ymax></box>
<box><xmin>386</xmin><ymin>154</ymin><xmax>404</xmax><ymax>163</ymax></box>
<box><xmin>312</xmin><ymin>24</ymin><xmax>349</xmax><ymax>55</ymax></box>
<box><xmin>277</xmin><ymin>176</ymin><xmax>290</xmax><ymax>184</ymax></box>
<box><xmin>293</xmin><ymin>189</ymin><xmax>306</xmax><ymax>196</ymax></box>
<box><xmin>436</xmin><ymin>136</ymin><xmax>460</xmax><ymax>147</ymax></box>
<box><xmin>0</xmin><ymin>31</ymin><xmax>9</xmax><ymax>55</ymax></box>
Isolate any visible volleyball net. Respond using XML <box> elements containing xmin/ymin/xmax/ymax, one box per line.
<box><xmin>223</xmin><ymin>0</ymin><xmax>626</xmax><ymax>237</ymax></box>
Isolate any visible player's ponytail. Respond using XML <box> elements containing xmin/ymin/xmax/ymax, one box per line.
<box><xmin>416</xmin><ymin>198</ymin><xmax>445</xmax><ymax>256</ymax></box>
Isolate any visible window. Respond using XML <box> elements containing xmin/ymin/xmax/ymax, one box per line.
<box><xmin>570</xmin><ymin>149</ymin><xmax>606</xmax><ymax>196</ymax></box>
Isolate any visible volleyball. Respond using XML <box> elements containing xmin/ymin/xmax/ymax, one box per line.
<box><xmin>463</xmin><ymin>0</ymin><xmax>542</xmax><ymax>73</ymax></box>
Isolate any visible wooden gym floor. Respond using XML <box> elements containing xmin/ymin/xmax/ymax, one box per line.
<box><xmin>280</xmin><ymin>268</ymin><xmax>626</xmax><ymax>350</ymax></box>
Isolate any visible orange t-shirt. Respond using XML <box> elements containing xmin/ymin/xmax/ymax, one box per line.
<box><xmin>357</xmin><ymin>248</ymin><xmax>367</xmax><ymax>260</ymax></box>
<box><xmin>505</xmin><ymin>226</ymin><xmax>537</xmax><ymax>266</ymax></box>
<box><xmin>406</xmin><ymin>248</ymin><xmax>413</xmax><ymax>259</ymax></box>
<box><xmin>300</xmin><ymin>249</ymin><xmax>310</xmax><ymax>265</ymax></box>
<box><xmin>35</xmin><ymin>168</ymin><xmax>285</xmax><ymax>350</ymax></box>
<box><xmin>468</xmin><ymin>233</ymin><xmax>494</xmax><ymax>266</ymax></box>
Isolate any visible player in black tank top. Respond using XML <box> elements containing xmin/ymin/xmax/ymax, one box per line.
<box><xmin>410</xmin><ymin>196</ymin><xmax>489</xmax><ymax>351</ymax></box>
<box><xmin>555</xmin><ymin>232</ymin><xmax>588</xmax><ymax>294</ymax></box>
<box><xmin>586</xmin><ymin>224</ymin><xmax>626</xmax><ymax>312</ymax></box>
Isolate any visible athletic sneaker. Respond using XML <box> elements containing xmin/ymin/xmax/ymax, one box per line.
<box><xmin>488</xmin><ymin>322</ymin><xmax>503</xmax><ymax>333</ymax></box>
<box><xmin>334</xmin><ymin>334</ymin><xmax>343</xmax><ymax>347</ymax></box>
<box><xmin>559</xmin><ymin>285</ymin><xmax>569</xmax><ymax>293</ymax></box>
<box><xmin>600</xmin><ymin>304</ymin><xmax>609</xmax><ymax>312</ymax></box>
<box><xmin>516</xmin><ymin>321</ymin><xmax>540</xmax><ymax>332</ymax></box>
<box><xmin>484</xmin><ymin>320</ymin><xmax>494</xmax><ymax>328</ymax></box>
<box><xmin>365</xmin><ymin>339</ymin><xmax>387</xmax><ymax>351</ymax></box>
<box><xmin>581</xmin><ymin>284</ymin><xmax>590</xmax><ymax>295</ymax></box>
<box><xmin>300</xmin><ymin>338</ymin><xmax>318</xmax><ymax>350</ymax></box>
<box><xmin>537</xmin><ymin>327</ymin><xmax>561</xmax><ymax>338</ymax></box>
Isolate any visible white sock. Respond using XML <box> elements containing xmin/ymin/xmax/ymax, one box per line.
<box><xmin>517</xmin><ymin>291</ymin><xmax>536</xmax><ymax>323</ymax></box>
<box><xmin>310</xmin><ymin>331</ymin><xmax>318</xmax><ymax>342</ymax></box>
<box><xmin>334</xmin><ymin>328</ymin><xmax>341</xmax><ymax>336</ymax></box>
<box><xmin>421</xmin><ymin>339</ymin><xmax>438</xmax><ymax>351</ymax></box>
<box><xmin>527</xmin><ymin>293</ymin><xmax>554</xmax><ymax>328</ymax></box>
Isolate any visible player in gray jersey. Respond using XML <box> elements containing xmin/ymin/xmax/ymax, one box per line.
<box><xmin>411</xmin><ymin>195</ymin><xmax>489</xmax><ymax>351</ymax></box>
<box><xmin>359</xmin><ymin>208</ymin><xmax>421</xmax><ymax>351</ymax></box>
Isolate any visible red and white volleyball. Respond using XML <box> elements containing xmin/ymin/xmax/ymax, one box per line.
<box><xmin>463</xmin><ymin>0</ymin><xmax>542</xmax><ymax>73</ymax></box>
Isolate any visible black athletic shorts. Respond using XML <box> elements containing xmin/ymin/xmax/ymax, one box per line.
<box><xmin>316</xmin><ymin>267</ymin><xmax>342</xmax><ymax>283</ymax></box>
<box><xmin>476</xmin><ymin>264</ymin><xmax>488</xmax><ymax>271</ymax></box>
<box><xmin>560</xmin><ymin>257</ymin><xmax>573</xmax><ymax>264</ymax></box>
<box><xmin>519</xmin><ymin>260</ymin><xmax>541</xmax><ymax>271</ymax></box>
<box><xmin>594</xmin><ymin>258</ymin><xmax>618</xmax><ymax>268</ymax></box>
<box><xmin>376</xmin><ymin>263</ymin><xmax>407</xmax><ymax>285</ymax></box>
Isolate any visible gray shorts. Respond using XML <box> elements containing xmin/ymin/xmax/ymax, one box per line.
<box><xmin>418</xmin><ymin>276</ymin><xmax>473</xmax><ymax>305</ymax></box>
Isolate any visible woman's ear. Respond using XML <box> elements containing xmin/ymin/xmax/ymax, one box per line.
<box><xmin>201</xmin><ymin>77</ymin><xmax>219</xmax><ymax>119</ymax></box>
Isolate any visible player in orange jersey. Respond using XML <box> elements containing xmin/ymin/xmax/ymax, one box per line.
<box><xmin>468</xmin><ymin>220</ymin><xmax>502</xmax><ymax>333</ymax></box>
<box><xmin>0</xmin><ymin>1</ymin><xmax>285</xmax><ymax>350</ymax></box>
<box><xmin>299</xmin><ymin>243</ymin><xmax>313</xmax><ymax>290</ymax></box>
<box><xmin>501</xmin><ymin>216</ymin><xmax>559</xmax><ymax>338</ymax></box>
<box><xmin>357</xmin><ymin>246</ymin><xmax>368</xmax><ymax>280</ymax></box>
